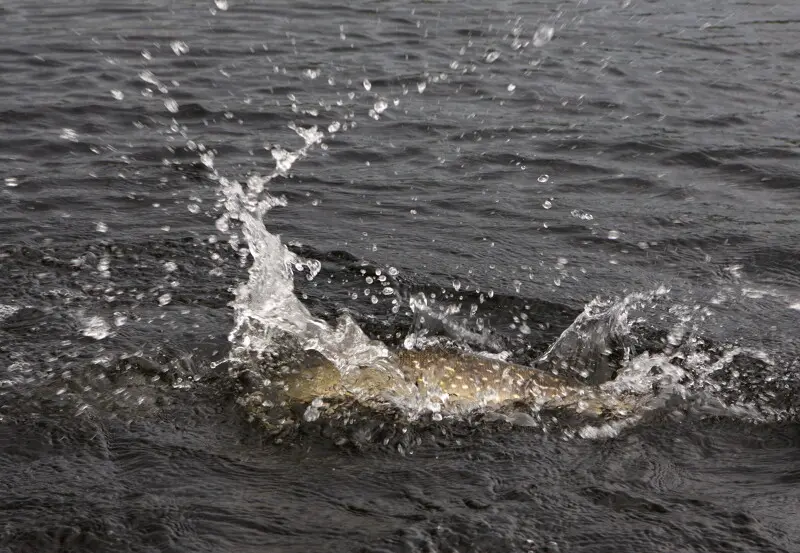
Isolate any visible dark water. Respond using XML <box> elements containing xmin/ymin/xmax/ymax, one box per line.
<box><xmin>2</xmin><ymin>0</ymin><xmax>800</xmax><ymax>551</ymax></box>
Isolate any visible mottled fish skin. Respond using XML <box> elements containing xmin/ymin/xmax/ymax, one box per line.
<box><xmin>276</xmin><ymin>348</ymin><xmax>592</xmax><ymax>409</ymax></box>
<box><xmin>392</xmin><ymin>349</ymin><xmax>579</xmax><ymax>405</ymax></box>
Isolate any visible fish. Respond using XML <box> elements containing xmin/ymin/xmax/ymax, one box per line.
<box><xmin>265</xmin><ymin>347</ymin><xmax>629</xmax><ymax>415</ymax></box>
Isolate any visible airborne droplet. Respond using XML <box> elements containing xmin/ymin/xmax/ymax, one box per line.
<box><xmin>533</xmin><ymin>24</ymin><xmax>555</xmax><ymax>47</ymax></box>
<box><xmin>60</xmin><ymin>128</ymin><xmax>79</xmax><ymax>142</ymax></box>
<box><xmin>170</xmin><ymin>41</ymin><xmax>189</xmax><ymax>55</ymax></box>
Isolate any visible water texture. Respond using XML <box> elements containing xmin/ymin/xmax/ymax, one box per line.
<box><xmin>1</xmin><ymin>1</ymin><xmax>799</xmax><ymax>551</ymax></box>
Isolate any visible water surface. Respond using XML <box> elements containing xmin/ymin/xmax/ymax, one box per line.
<box><xmin>1</xmin><ymin>1</ymin><xmax>799</xmax><ymax>551</ymax></box>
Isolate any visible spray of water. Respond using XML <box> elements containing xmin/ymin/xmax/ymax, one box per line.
<box><xmin>119</xmin><ymin>5</ymin><xmax>792</xmax><ymax>429</ymax></box>
<box><xmin>207</xmin><ymin>123</ymin><xmax>394</xmax><ymax>375</ymax></box>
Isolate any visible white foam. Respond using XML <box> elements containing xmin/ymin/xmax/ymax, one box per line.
<box><xmin>0</xmin><ymin>304</ymin><xmax>20</xmax><ymax>320</ymax></box>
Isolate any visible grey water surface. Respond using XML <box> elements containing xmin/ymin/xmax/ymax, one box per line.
<box><xmin>1</xmin><ymin>1</ymin><xmax>799</xmax><ymax>552</ymax></box>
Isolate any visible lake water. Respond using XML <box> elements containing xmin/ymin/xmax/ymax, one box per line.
<box><xmin>1</xmin><ymin>1</ymin><xmax>799</xmax><ymax>552</ymax></box>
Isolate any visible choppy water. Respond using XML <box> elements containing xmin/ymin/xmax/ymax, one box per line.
<box><xmin>2</xmin><ymin>1</ymin><xmax>799</xmax><ymax>551</ymax></box>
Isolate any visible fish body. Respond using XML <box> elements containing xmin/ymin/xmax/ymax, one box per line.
<box><xmin>274</xmin><ymin>348</ymin><xmax>611</xmax><ymax>413</ymax></box>
<box><xmin>392</xmin><ymin>349</ymin><xmax>577</xmax><ymax>406</ymax></box>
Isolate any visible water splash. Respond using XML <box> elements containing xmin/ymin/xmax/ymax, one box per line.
<box><xmin>403</xmin><ymin>291</ymin><xmax>503</xmax><ymax>352</ymax></box>
<box><xmin>539</xmin><ymin>287</ymin><xmax>671</xmax><ymax>382</ymax></box>
<box><xmin>117</xmin><ymin>5</ymin><xmax>794</xmax><ymax>430</ymax></box>
<box><xmin>213</xmin><ymin>123</ymin><xmax>392</xmax><ymax>374</ymax></box>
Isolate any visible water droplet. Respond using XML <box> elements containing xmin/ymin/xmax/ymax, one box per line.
<box><xmin>485</xmin><ymin>51</ymin><xmax>501</xmax><ymax>63</ymax></box>
<box><xmin>164</xmin><ymin>98</ymin><xmax>179</xmax><ymax>113</ymax></box>
<box><xmin>382</xmin><ymin>287</ymin><xmax>394</xmax><ymax>296</ymax></box>
<box><xmin>81</xmin><ymin>316</ymin><xmax>111</xmax><ymax>340</ymax></box>
<box><xmin>187</xmin><ymin>203</ymin><xmax>200</xmax><ymax>214</ymax></box>
<box><xmin>533</xmin><ymin>24</ymin><xmax>555</xmax><ymax>47</ymax></box>
<box><xmin>570</xmin><ymin>209</ymin><xmax>593</xmax><ymax>221</ymax></box>
<box><xmin>5</xmin><ymin>177</ymin><xmax>19</xmax><ymax>188</ymax></box>
<box><xmin>170</xmin><ymin>41</ymin><xmax>189</xmax><ymax>55</ymax></box>
<box><xmin>328</xmin><ymin>121</ymin><xmax>341</xmax><ymax>133</ymax></box>
<box><xmin>303</xmin><ymin>68</ymin><xmax>320</xmax><ymax>79</ymax></box>
<box><xmin>214</xmin><ymin>0</ymin><xmax>229</xmax><ymax>10</ymax></box>
<box><xmin>542</xmin><ymin>200</ymin><xmax>552</xmax><ymax>209</ymax></box>
<box><xmin>538</xmin><ymin>174</ymin><xmax>549</xmax><ymax>183</ymax></box>
<box><xmin>452</xmin><ymin>280</ymin><xmax>461</xmax><ymax>291</ymax></box>
<box><xmin>164</xmin><ymin>261</ymin><xmax>178</xmax><ymax>272</ymax></box>
<box><xmin>507</xmin><ymin>83</ymin><xmax>516</xmax><ymax>92</ymax></box>
<box><xmin>60</xmin><ymin>128</ymin><xmax>79</xmax><ymax>142</ymax></box>
<box><xmin>138</xmin><ymin>70</ymin><xmax>159</xmax><ymax>87</ymax></box>
<box><xmin>417</xmin><ymin>81</ymin><xmax>426</xmax><ymax>94</ymax></box>
<box><xmin>370</xmin><ymin>295</ymin><xmax>379</xmax><ymax>304</ymax></box>
<box><xmin>303</xmin><ymin>404</ymin><xmax>321</xmax><ymax>422</ymax></box>
<box><xmin>363</xmin><ymin>78</ymin><xmax>372</xmax><ymax>91</ymax></box>
<box><xmin>200</xmin><ymin>151</ymin><xmax>215</xmax><ymax>170</ymax></box>
<box><xmin>110</xmin><ymin>89</ymin><xmax>124</xmax><ymax>100</ymax></box>
<box><xmin>215</xmin><ymin>216</ymin><xmax>229</xmax><ymax>233</ymax></box>
<box><xmin>608</xmin><ymin>230</ymin><xmax>621</xmax><ymax>240</ymax></box>
<box><xmin>158</xmin><ymin>293</ymin><xmax>172</xmax><ymax>306</ymax></box>
<box><xmin>373</xmin><ymin>98</ymin><xmax>388</xmax><ymax>114</ymax></box>
<box><xmin>388</xmin><ymin>267</ymin><xmax>398</xmax><ymax>276</ymax></box>
<box><xmin>96</xmin><ymin>222</ymin><xmax>108</xmax><ymax>233</ymax></box>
